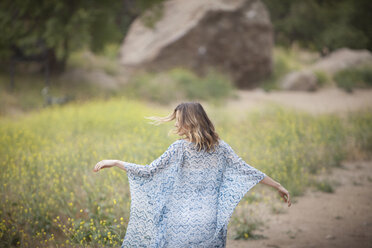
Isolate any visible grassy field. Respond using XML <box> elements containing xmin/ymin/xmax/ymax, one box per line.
<box><xmin>0</xmin><ymin>96</ymin><xmax>371</xmax><ymax>247</ymax></box>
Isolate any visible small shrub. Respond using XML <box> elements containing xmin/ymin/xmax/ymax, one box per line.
<box><xmin>314</xmin><ymin>70</ymin><xmax>330</xmax><ymax>87</ymax></box>
<box><xmin>231</xmin><ymin>215</ymin><xmax>265</xmax><ymax>240</ymax></box>
<box><xmin>334</xmin><ymin>65</ymin><xmax>372</xmax><ymax>92</ymax></box>
<box><xmin>140</xmin><ymin>2</ymin><xmax>165</xmax><ymax>28</ymax></box>
<box><xmin>314</xmin><ymin>180</ymin><xmax>334</xmax><ymax>193</ymax></box>
<box><xmin>100</xmin><ymin>43</ymin><xmax>120</xmax><ymax>60</ymax></box>
<box><xmin>270</xmin><ymin>203</ymin><xmax>287</xmax><ymax>214</ymax></box>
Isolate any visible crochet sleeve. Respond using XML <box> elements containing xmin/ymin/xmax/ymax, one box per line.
<box><xmin>121</xmin><ymin>140</ymin><xmax>180</xmax><ymax>179</ymax></box>
<box><xmin>223</xmin><ymin>141</ymin><xmax>266</xmax><ymax>184</ymax></box>
<box><xmin>216</xmin><ymin>141</ymin><xmax>266</xmax><ymax>233</ymax></box>
<box><xmin>121</xmin><ymin>140</ymin><xmax>183</xmax><ymax>247</ymax></box>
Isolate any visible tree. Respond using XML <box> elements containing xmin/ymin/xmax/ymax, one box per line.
<box><xmin>0</xmin><ymin>0</ymin><xmax>166</xmax><ymax>74</ymax></box>
<box><xmin>262</xmin><ymin>0</ymin><xmax>372</xmax><ymax>54</ymax></box>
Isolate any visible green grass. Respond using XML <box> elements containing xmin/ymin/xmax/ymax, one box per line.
<box><xmin>1</xmin><ymin>96</ymin><xmax>371</xmax><ymax>246</ymax></box>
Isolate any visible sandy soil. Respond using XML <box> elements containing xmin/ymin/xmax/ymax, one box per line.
<box><xmin>226</xmin><ymin>160</ymin><xmax>372</xmax><ymax>248</ymax></box>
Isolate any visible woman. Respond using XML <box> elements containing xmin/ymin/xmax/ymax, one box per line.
<box><xmin>93</xmin><ymin>102</ymin><xmax>291</xmax><ymax>248</ymax></box>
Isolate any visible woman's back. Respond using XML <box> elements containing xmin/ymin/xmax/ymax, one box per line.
<box><xmin>121</xmin><ymin>139</ymin><xmax>266</xmax><ymax>248</ymax></box>
<box><xmin>166</xmin><ymin>140</ymin><xmax>223</xmax><ymax>245</ymax></box>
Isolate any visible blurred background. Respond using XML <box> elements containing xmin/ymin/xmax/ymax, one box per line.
<box><xmin>0</xmin><ymin>0</ymin><xmax>372</xmax><ymax>113</ymax></box>
<box><xmin>0</xmin><ymin>0</ymin><xmax>371</xmax><ymax>247</ymax></box>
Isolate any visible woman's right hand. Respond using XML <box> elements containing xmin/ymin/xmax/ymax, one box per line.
<box><xmin>277</xmin><ymin>185</ymin><xmax>291</xmax><ymax>207</ymax></box>
<box><xmin>93</xmin><ymin>160</ymin><xmax>117</xmax><ymax>172</ymax></box>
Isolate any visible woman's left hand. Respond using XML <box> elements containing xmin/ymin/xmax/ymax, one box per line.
<box><xmin>277</xmin><ymin>185</ymin><xmax>291</xmax><ymax>207</ymax></box>
<box><xmin>93</xmin><ymin>160</ymin><xmax>117</xmax><ymax>172</ymax></box>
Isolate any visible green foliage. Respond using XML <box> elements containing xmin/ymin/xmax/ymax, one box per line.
<box><xmin>0</xmin><ymin>0</ymin><xmax>168</xmax><ymax>69</ymax></box>
<box><xmin>262</xmin><ymin>0</ymin><xmax>372</xmax><ymax>52</ymax></box>
<box><xmin>68</xmin><ymin>49</ymin><xmax>121</xmax><ymax>76</ymax></box>
<box><xmin>345</xmin><ymin>109</ymin><xmax>372</xmax><ymax>159</ymax></box>
<box><xmin>98</xmin><ymin>43</ymin><xmax>121</xmax><ymax>60</ymax></box>
<box><xmin>0</xmin><ymin>0</ymin><xmax>123</xmax><ymax>60</ymax></box>
<box><xmin>139</xmin><ymin>1</ymin><xmax>165</xmax><ymax>28</ymax></box>
<box><xmin>231</xmin><ymin>214</ymin><xmax>265</xmax><ymax>240</ymax></box>
<box><xmin>223</xmin><ymin>103</ymin><xmax>354</xmax><ymax>196</ymax></box>
<box><xmin>123</xmin><ymin>67</ymin><xmax>235</xmax><ymax>105</ymax></box>
<box><xmin>314</xmin><ymin>70</ymin><xmax>330</xmax><ymax>87</ymax></box>
<box><xmin>260</xmin><ymin>46</ymin><xmax>304</xmax><ymax>91</ymax></box>
<box><xmin>334</xmin><ymin>65</ymin><xmax>372</xmax><ymax>93</ymax></box>
<box><xmin>0</xmin><ymin>71</ymin><xmax>117</xmax><ymax>117</ymax></box>
<box><xmin>314</xmin><ymin>179</ymin><xmax>334</xmax><ymax>193</ymax></box>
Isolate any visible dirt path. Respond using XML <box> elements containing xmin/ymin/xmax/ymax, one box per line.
<box><xmin>225</xmin><ymin>87</ymin><xmax>372</xmax><ymax>117</ymax></box>
<box><xmin>225</xmin><ymin>160</ymin><xmax>372</xmax><ymax>248</ymax></box>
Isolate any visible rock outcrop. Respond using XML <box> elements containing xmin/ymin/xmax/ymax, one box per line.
<box><xmin>279</xmin><ymin>48</ymin><xmax>372</xmax><ymax>91</ymax></box>
<box><xmin>311</xmin><ymin>48</ymin><xmax>372</xmax><ymax>75</ymax></box>
<box><xmin>119</xmin><ymin>0</ymin><xmax>273</xmax><ymax>88</ymax></box>
<box><xmin>279</xmin><ymin>70</ymin><xmax>318</xmax><ymax>91</ymax></box>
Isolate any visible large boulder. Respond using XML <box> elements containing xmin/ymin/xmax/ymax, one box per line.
<box><xmin>279</xmin><ymin>70</ymin><xmax>318</xmax><ymax>91</ymax></box>
<box><xmin>119</xmin><ymin>0</ymin><xmax>273</xmax><ymax>89</ymax></box>
<box><xmin>311</xmin><ymin>48</ymin><xmax>372</xmax><ymax>74</ymax></box>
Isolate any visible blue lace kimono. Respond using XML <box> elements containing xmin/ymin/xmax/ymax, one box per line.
<box><xmin>120</xmin><ymin>139</ymin><xmax>266</xmax><ymax>248</ymax></box>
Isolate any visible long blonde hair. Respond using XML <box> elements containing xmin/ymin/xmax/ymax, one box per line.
<box><xmin>145</xmin><ymin>102</ymin><xmax>220</xmax><ymax>152</ymax></box>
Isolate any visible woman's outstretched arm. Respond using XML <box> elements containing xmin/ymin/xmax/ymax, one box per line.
<box><xmin>93</xmin><ymin>159</ymin><xmax>124</xmax><ymax>172</ymax></box>
<box><xmin>260</xmin><ymin>175</ymin><xmax>292</xmax><ymax>207</ymax></box>
<box><xmin>93</xmin><ymin>159</ymin><xmax>153</xmax><ymax>173</ymax></box>
<box><xmin>93</xmin><ymin>140</ymin><xmax>181</xmax><ymax>178</ymax></box>
<box><xmin>114</xmin><ymin>160</ymin><xmax>127</xmax><ymax>172</ymax></box>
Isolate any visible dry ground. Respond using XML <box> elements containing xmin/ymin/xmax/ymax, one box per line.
<box><xmin>226</xmin><ymin>160</ymin><xmax>372</xmax><ymax>248</ymax></box>
<box><xmin>225</xmin><ymin>87</ymin><xmax>372</xmax><ymax>117</ymax></box>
